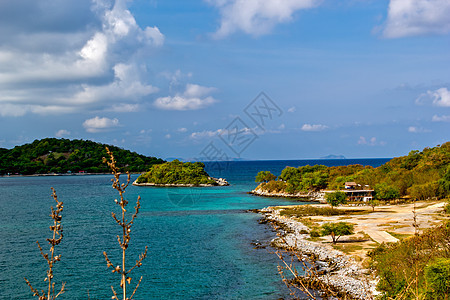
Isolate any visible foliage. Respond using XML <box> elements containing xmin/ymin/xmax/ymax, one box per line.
<box><xmin>0</xmin><ymin>138</ymin><xmax>164</xmax><ymax>175</ymax></box>
<box><xmin>136</xmin><ymin>160</ymin><xmax>217</xmax><ymax>186</ymax></box>
<box><xmin>424</xmin><ymin>258</ymin><xmax>450</xmax><ymax>299</ymax></box>
<box><xmin>369</xmin><ymin>222</ymin><xmax>450</xmax><ymax>299</ymax></box>
<box><xmin>320</xmin><ymin>222</ymin><xmax>354</xmax><ymax>244</ymax></box>
<box><xmin>374</xmin><ymin>183</ymin><xmax>400</xmax><ymax>200</ymax></box>
<box><xmin>255</xmin><ymin>142</ymin><xmax>450</xmax><ymax>200</ymax></box>
<box><xmin>325</xmin><ymin>191</ymin><xmax>347</xmax><ymax>207</ymax></box>
<box><xmin>255</xmin><ymin>171</ymin><xmax>276</xmax><ymax>183</ymax></box>
<box><xmin>24</xmin><ymin>188</ymin><xmax>65</xmax><ymax>300</ymax></box>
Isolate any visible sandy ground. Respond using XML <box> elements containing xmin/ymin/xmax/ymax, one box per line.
<box><xmin>276</xmin><ymin>200</ymin><xmax>449</xmax><ymax>263</ymax></box>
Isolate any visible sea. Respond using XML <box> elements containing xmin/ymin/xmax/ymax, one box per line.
<box><xmin>0</xmin><ymin>159</ymin><xmax>389</xmax><ymax>299</ymax></box>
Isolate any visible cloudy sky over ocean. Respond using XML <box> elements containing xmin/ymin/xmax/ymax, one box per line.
<box><xmin>0</xmin><ymin>0</ymin><xmax>449</xmax><ymax>159</ymax></box>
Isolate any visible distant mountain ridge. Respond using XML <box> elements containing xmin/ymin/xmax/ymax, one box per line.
<box><xmin>320</xmin><ymin>154</ymin><xmax>346</xmax><ymax>159</ymax></box>
<box><xmin>0</xmin><ymin>138</ymin><xmax>164</xmax><ymax>175</ymax></box>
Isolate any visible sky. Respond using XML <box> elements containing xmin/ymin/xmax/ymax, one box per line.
<box><xmin>0</xmin><ymin>0</ymin><xmax>449</xmax><ymax>160</ymax></box>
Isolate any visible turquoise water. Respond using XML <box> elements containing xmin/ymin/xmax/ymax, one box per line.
<box><xmin>0</xmin><ymin>159</ymin><xmax>388</xmax><ymax>299</ymax></box>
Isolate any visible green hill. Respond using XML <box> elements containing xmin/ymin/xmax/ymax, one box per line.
<box><xmin>0</xmin><ymin>138</ymin><xmax>164</xmax><ymax>175</ymax></box>
<box><xmin>135</xmin><ymin>160</ymin><xmax>219</xmax><ymax>186</ymax></box>
<box><xmin>255</xmin><ymin>142</ymin><xmax>450</xmax><ymax>200</ymax></box>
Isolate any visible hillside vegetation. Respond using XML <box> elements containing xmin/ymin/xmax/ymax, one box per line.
<box><xmin>0</xmin><ymin>138</ymin><xmax>164</xmax><ymax>175</ymax></box>
<box><xmin>255</xmin><ymin>142</ymin><xmax>450</xmax><ymax>200</ymax></box>
<box><xmin>135</xmin><ymin>160</ymin><xmax>218</xmax><ymax>186</ymax></box>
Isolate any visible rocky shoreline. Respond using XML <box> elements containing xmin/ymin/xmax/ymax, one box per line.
<box><xmin>132</xmin><ymin>177</ymin><xmax>229</xmax><ymax>187</ymax></box>
<box><xmin>250</xmin><ymin>186</ymin><xmax>326</xmax><ymax>203</ymax></box>
<box><xmin>259</xmin><ymin>206</ymin><xmax>378</xmax><ymax>299</ymax></box>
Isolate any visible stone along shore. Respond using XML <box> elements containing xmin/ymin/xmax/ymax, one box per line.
<box><xmin>259</xmin><ymin>207</ymin><xmax>378</xmax><ymax>299</ymax></box>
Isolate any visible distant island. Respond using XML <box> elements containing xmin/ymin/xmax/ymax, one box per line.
<box><xmin>320</xmin><ymin>154</ymin><xmax>346</xmax><ymax>159</ymax></box>
<box><xmin>252</xmin><ymin>142</ymin><xmax>450</xmax><ymax>201</ymax></box>
<box><xmin>133</xmin><ymin>160</ymin><xmax>229</xmax><ymax>187</ymax></box>
<box><xmin>0</xmin><ymin>138</ymin><xmax>164</xmax><ymax>175</ymax></box>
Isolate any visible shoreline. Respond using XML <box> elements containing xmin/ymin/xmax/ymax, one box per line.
<box><xmin>250</xmin><ymin>187</ymin><xmax>325</xmax><ymax>203</ymax></box>
<box><xmin>259</xmin><ymin>206</ymin><xmax>378</xmax><ymax>299</ymax></box>
<box><xmin>132</xmin><ymin>177</ymin><xmax>229</xmax><ymax>187</ymax></box>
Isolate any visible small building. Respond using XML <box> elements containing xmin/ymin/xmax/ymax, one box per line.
<box><xmin>345</xmin><ymin>182</ymin><xmax>358</xmax><ymax>189</ymax></box>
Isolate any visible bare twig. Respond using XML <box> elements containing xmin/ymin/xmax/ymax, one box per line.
<box><xmin>24</xmin><ymin>188</ymin><xmax>65</xmax><ymax>300</ymax></box>
<box><xmin>103</xmin><ymin>147</ymin><xmax>147</xmax><ymax>300</ymax></box>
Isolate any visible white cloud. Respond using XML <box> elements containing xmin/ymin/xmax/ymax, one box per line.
<box><xmin>83</xmin><ymin>116</ymin><xmax>120</xmax><ymax>133</ymax></box>
<box><xmin>408</xmin><ymin>126</ymin><xmax>430</xmax><ymax>133</ymax></box>
<box><xmin>154</xmin><ymin>84</ymin><xmax>218</xmax><ymax>110</ymax></box>
<box><xmin>207</xmin><ymin>0</ymin><xmax>320</xmax><ymax>38</ymax></box>
<box><xmin>55</xmin><ymin>129</ymin><xmax>71</xmax><ymax>137</ymax></box>
<box><xmin>382</xmin><ymin>0</ymin><xmax>450</xmax><ymax>38</ymax></box>
<box><xmin>177</xmin><ymin>127</ymin><xmax>188</xmax><ymax>133</ymax></box>
<box><xmin>107</xmin><ymin>103</ymin><xmax>141</xmax><ymax>113</ymax></box>
<box><xmin>358</xmin><ymin>136</ymin><xmax>385</xmax><ymax>146</ymax></box>
<box><xmin>190</xmin><ymin>129</ymin><xmax>223</xmax><ymax>139</ymax></box>
<box><xmin>165</xmin><ymin>134</ymin><xmax>171</xmax><ymax>139</ymax></box>
<box><xmin>0</xmin><ymin>0</ymin><xmax>164</xmax><ymax>116</ymax></box>
<box><xmin>301</xmin><ymin>123</ymin><xmax>328</xmax><ymax>132</ymax></box>
<box><xmin>287</xmin><ymin>106</ymin><xmax>296</xmax><ymax>113</ymax></box>
<box><xmin>432</xmin><ymin>115</ymin><xmax>450</xmax><ymax>122</ymax></box>
<box><xmin>416</xmin><ymin>87</ymin><xmax>450</xmax><ymax>107</ymax></box>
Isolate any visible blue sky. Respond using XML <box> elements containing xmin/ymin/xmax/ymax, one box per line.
<box><xmin>0</xmin><ymin>0</ymin><xmax>449</xmax><ymax>160</ymax></box>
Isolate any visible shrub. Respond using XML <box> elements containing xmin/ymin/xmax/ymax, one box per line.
<box><xmin>424</xmin><ymin>258</ymin><xmax>450</xmax><ymax>298</ymax></box>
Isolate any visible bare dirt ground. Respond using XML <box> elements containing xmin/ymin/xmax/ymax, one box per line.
<box><xmin>279</xmin><ymin>200</ymin><xmax>449</xmax><ymax>263</ymax></box>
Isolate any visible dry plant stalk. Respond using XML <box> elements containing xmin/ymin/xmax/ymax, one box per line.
<box><xmin>103</xmin><ymin>147</ymin><xmax>148</xmax><ymax>300</ymax></box>
<box><xmin>24</xmin><ymin>188</ymin><xmax>65</xmax><ymax>300</ymax></box>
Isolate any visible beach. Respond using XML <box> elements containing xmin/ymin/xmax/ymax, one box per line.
<box><xmin>259</xmin><ymin>200</ymin><xmax>448</xmax><ymax>299</ymax></box>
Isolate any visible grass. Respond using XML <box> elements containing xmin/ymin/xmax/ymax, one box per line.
<box><xmin>386</xmin><ymin>231</ymin><xmax>412</xmax><ymax>240</ymax></box>
<box><xmin>278</xmin><ymin>205</ymin><xmax>371</xmax><ymax>218</ymax></box>
<box><xmin>332</xmin><ymin>243</ymin><xmax>363</xmax><ymax>254</ymax></box>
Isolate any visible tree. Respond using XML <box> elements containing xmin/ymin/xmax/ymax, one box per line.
<box><xmin>325</xmin><ymin>191</ymin><xmax>347</xmax><ymax>208</ymax></box>
<box><xmin>374</xmin><ymin>183</ymin><xmax>400</xmax><ymax>200</ymax></box>
<box><xmin>255</xmin><ymin>171</ymin><xmax>277</xmax><ymax>183</ymax></box>
<box><xmin>368</xmin><ymin>199</ymin><xmax>380</xmax><ymax>212</ymax></box>
<box><xmin>321</xmin><ymin>222</ymin><xmax>354</xmax><ymax>244</ymax></box>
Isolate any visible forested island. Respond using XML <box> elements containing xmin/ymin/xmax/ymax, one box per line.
<box><xmin>0</xmin><ymin>138</ymin><xmax>164</xmax><ymax>175</ymax></box>
<box><xmin>134</xmin><ymin>160</ymin><xmax>229</xmax><ymax>187</ymax></box>
<box><xmin>253</xmin><ymin>142</ymin><xmax>450</xmax><ymax>200</ymax></box>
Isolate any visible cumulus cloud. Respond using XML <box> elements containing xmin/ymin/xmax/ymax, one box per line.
<box><xmin>432</xmin><ymin>115</ymin><xmax>450</xmax><ymax>122</ymax></box>
<box><xmin>177</xmin><ymin>127</ymin><xmax>188</xmax><ymax>133</ymax></box>
<box><xmin>416</xmin><ymin>87</ymin><xmax>450</xmax><ymax>107</ymax></box>
<box><xmin>154</xmin><ymin>84</ymin><xmax>217</xmax><ymax>110</ymax></box>
<box><xmin>83</xmin><ymin>116</ymin><xmax>120</xmax><ymax>133</ymax></box>
<box><xmin>382</xmin><ymin>0</ymin><xmax>450</xmax><ymax>38</ymax></box>
<box><xmin>301</xmin><ymin>123</ymin><xmax>328</xmax><ymax>132</ymax></box>
<box><xmin>207</xmin><ymin>0</ymin><xmax>320</xmax><ymax>38</ymax></box>
<box><xmin>55</xmin><ymin>130</ymin><xmax>71</xmax><ymax>137</ymax></box>
<box><xmin>0</xmin><ymin>0</ymin><xmax>163</xmax><ymax>117</ymax></box>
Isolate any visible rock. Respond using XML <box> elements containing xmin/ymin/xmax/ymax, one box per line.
<box><xmin>259</xmin><ymin>206</ymin><xmax>377</xmax><ymax>299</ymax></box>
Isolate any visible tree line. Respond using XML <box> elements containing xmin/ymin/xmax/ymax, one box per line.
<box><xmin>255</xmin><ymin>142</ymin><xmax>450</xmax><ymax>200</ymax></box>
<box><xmin>0</xmin><ymin>138</ymin><xmax>164</xmax><ymax>175</ymax></box>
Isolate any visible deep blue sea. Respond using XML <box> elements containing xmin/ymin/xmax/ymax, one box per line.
<box><xmin>0</xmin><ymin>159</ymin><xmax>389</xmax><ymax>299</ymax></box>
